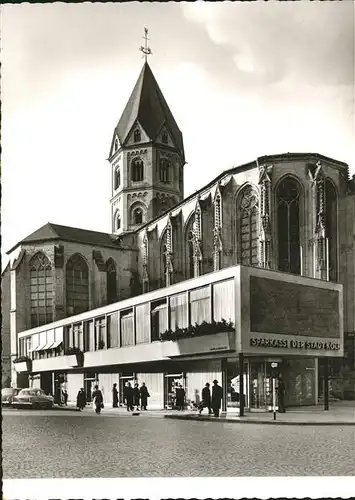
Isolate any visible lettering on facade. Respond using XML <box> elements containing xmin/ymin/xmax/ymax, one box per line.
<box><xmin>250</xmin><ymin>338</ymin><xmax>340</xmax><ymax>351</ymax></box>
<box><xmin>209</xmin><ymin>345</ymin><xmax>228</xmax><ymax>352</ymax></box>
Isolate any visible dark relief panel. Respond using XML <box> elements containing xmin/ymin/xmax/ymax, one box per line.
<box><xmin>250</xmin><ymin>276</ymin><xmax>340</xmax><ymax>338</ymax></box>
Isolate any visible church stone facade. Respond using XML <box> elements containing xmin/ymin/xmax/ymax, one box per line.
<box><xmin>2</xmin><ymin>61</ymin><xmax>354</xmax><ymax>406</ymax></box>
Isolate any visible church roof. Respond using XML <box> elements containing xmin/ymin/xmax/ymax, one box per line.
<box><xmin>7</xmin><ymin>222</ymin><xmax>129</xmax><ymax>254</ymax></box>
<box><xmin>114</xmin><ymin>62</ymin><xmax>184</xmax><ymax>158</ymax></box>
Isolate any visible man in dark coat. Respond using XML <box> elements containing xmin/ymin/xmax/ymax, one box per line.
<box><xmin>124</xmin><ymin>382</ymin><xmax>134</xmax><ymax>411</ymax></box>
<box><xmin>277</xmin><ymin>377</ymin><xmax>286</xmax><ymax>413</ymax></box>
<box><xmin>175</xmin><ymin>384</ymin><xmax>185</xmax><ymax>411</ymax></box>
<box><xmin>211</xmin><ymin>379</ymin><xmax>223</xmax><ymax>417</ymax></box>
<box><xmin>76</xmin><ymin>388</ymin><xmax>86</xmax><ymax>411</ymax></box>
<box><xmin>199</xmin><ymin>382</ymin><xmax>212</xmax><ymax>415</ymax></box>
<box><xmin>140</xmin><ymin>382</ymin><xmax>149</xmax><ymax>410</ymax></box>
<box><xmin>112</xmin><ymin>383</ymin><xmax>119</xmax><ymax>408</ymax></box>
<box><xmin>133</xmin><ymin>383</ymin><xmax>140</xmax><ymax>410</ymax></box>
<box><xmin>92</xmin><ymin>385</ymin><xmax>103</xmax><ymax>414</ymax></box>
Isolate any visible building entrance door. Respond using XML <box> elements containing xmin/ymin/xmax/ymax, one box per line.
<box><xmin>119</xmin><ymin>375</ymin><xmax>135</xmax><ymax>407</ymax></box>
<box><xmin>164</xmin><ymin>373</ymin><xmax>184</xmax><ymax>409</ymax></box>
<box><xmin>84</xmin><ymin>374</ymin><xmax>97</xmax><ymax>404</ymax></box>
<box><xmin>248</xmin><ymin>360</ymin><xmax>279</xmax><ymax>411</ymax></box>
<box><xmin>226</xmin><ymin>359</ymin><xmax>249</xmax><ymax>411</ymax></box>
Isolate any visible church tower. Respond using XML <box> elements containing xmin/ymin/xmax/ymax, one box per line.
<box><xmin>108</xmin><ymin>33</ymin><xmax>185</xmax><ymax>234</ymax></box>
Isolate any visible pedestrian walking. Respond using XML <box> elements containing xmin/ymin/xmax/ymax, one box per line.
<box><xmin>124</xmin><ymin>382</ymin><xmax>134</xmax><ymax>411</ymax></box>
<box><xmin>76</xmin><ymin>388</ymin><xmax>86</xmax><ymax>411</ymax></box>
<box><xmin>277</xmin><ymin>376</ymin><xmax>286</xmax><ymax>413</ymax></box>
<box><xmin>175</xmin><ymin>383</ymin><xmax>185</xmax><ymax>411</ymax></box>
<box><xmin>211</xmin><ymin>379</ymin><xmax>223</xmax><ymax>417</ymax></box>
<box><xmin>92</xmin><ymin>385</ymin><xmax>104</xmax><ymax>414</ymax></box>
<box><xmin>133</xmin><ymin>382</ymin><xmax>140</xmax><ymax>410</ymax></box>
<box><xmin>199</xmin><ymin>382</ymin><xmax>212</xmax><ymax>415</ymax></box>
<box><xmin>140</xmin><ymin>382</ymin><xmax>150</xmax><ymax>410</ymax></box>
<box><xmin>112</xmin><ymin>383</ymin><xmax>118</xmax><ymax>408</ymax></box>
<box><xmin>62</xmin><ymin>388</ymin><xmax>68</xmax><ymax>406</ymax></box>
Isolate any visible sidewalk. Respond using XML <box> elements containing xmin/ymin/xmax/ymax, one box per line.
<box><xmin>164</xmin><ymin>402</ymin><xmax>355</xmax><ymax>426</ymax></box>
<box><xmin>56</xmin><ymin>401</ymin><xmax>355</xmax><ymax>425</ymax></box>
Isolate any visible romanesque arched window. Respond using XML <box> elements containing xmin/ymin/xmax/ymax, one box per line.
<box><xmin>131</xmin><ymin>158</ymin><xmax>144</xmax><ymax>182</ymax></box>
<box><xmin>66</xmin><ymin>254</ymin><xmax>89</xmax><ymax>316</ymax></box>
<box><xmin>106</xmin><ymin>258</ymin><xmax>118</xmax><ymax>304</ymax></box>
<box><xmin>115</xmin><ymin>213</ymin><xmax>121</xmax><ymax>231</ymax></box>
<box><xmin>114</xmin><ymin>169</ymin><xmax>120</xmax><ymax>190</ymax></box>
<box><xmin>133</xmin><ymin>207</ymin><xmax>143</xmax><ymax>225</ymax></box>
<box><xmin>134</xmin><ymin>129</ymin><xmax>141</xmax><ymax>143</ymax></box>
<box><xmin>159</xmin><ymin>158</ymin><xmax>170</xmax><ymax>183</ymax></box>
<box><xmin>238</xmin><ymin>186</ymin><xmax>259</xmax><ymax>267</ymax></box>
<box><xmin>325</xmin><ymin>179</ymin><xmax>338</xmax><ymax>281</ymax></box>
<box><xmin>29</xmin><ymin>252</ymin><xmax>53</xmax><ymax>328</ymax></box>
<box><xmin>277</xmin><ymin>177</ymin><xmax>301</xmax><ymax>274</ymax></box>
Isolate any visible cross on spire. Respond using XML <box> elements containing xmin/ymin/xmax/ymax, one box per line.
<box><xmin>139</xmin><ymin>27</ymin><xmax>152</xmax><ymax>63</ymax></box>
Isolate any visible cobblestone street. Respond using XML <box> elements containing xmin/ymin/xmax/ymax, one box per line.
<box><xmin>3</xmin><ymin>410</ymin><xmax>355</xmax><ymax>478</ymax></box>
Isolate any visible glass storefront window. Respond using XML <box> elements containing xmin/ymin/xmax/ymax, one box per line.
<box><xmin>120</xmin><ymin>309</ymin><xmax>134</xmax><ymax>346</ymax></box>
<box><xmin>190</xmin><ymin>286</ymin><xmax>211</xmax><ymax>325</ymax></box>
<box><xmin>107</xmin><ymin>312</ymin><xmax>119</xmax><ymax>348</ymax></box>
<box><xmin>151</xmin><ymin>300</ymin><xmax>167</xmax><ymax>341</ymax></box>
<box><xmin>213</xmin><ymin>280</ymin><xmax>235</xmax><ymax>323</ymax></box>
<box><xmin>135</xmin><ymin>303</ymin><xmax>150</xmax><ymax>344</ymax></box>
<box><xmin>169</xmin><ymin>293</ymin><xmax>188</xmax><ymax>331</ymax></box>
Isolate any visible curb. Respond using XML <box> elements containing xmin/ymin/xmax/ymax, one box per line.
<box><xmin>163</xmin><ymin>414</ymin><xmax>355</xmax><ymax>426</ymax></box>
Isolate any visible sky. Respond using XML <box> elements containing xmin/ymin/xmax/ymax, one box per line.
<box><xmin>1</xmin><ymin>1</ymin><xmax>354</xmax><ymax>268</ymax></box>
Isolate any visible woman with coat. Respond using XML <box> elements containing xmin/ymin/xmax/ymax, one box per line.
<box><xmin>133</xmin><ymin>382</ymin><xmax>140</xmax><ymax>410</ymax></box>
<box><xmin>211</xmin><ymin>379</ymin><xmax>223</xmax><ymax>417</ymax></box>
<box><xmin>76</xmin><ymin>388</ymin><xmax>86</xmax><ymax>411</ymax></box>
<box><xmin>112</xmin><ymin>383</ymin><xmax>119</xmax><ymax>408</ymax></box>
<box><xmin>139</xmin><ymin>382</ymin><xmax>149</xmax><ymax>410</ymax></box>
<box><xmin>92</xmin><ymin>385</ymin><xmax>104</xmax><ymax>414</ymax></box>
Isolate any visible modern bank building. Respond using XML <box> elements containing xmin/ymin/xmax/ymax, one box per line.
<box><xmin>2</xmin><ymin>53</ymin><xmax>354</xmax><ymax>414</ymax></box>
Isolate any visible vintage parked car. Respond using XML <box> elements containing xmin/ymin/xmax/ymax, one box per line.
<box><xmin>12</xmin><ymin>388</ymin><xmax>54</xmax><ymax>409</ymax></box>
<box><xmin>1</xmin><ymin>387</ymin><xmax>22</xmax><ymax>407</ymax></box>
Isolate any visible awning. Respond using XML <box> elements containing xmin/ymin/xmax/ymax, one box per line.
<box><xmin>34</xmin><ymin>344</ymin><xmax>47</xmax><ymax>352</ymax></box>
<box><xmin>50</xmin><ymin>340</ymin><xmax>63</xmax><ymax>349</ymax></box>
<box><xmin>42</xmin><ymin>343</ymin><xmax>54</xmax><ymax>350</ymax></box>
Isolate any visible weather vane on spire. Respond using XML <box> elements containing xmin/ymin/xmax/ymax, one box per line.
<box><xmin>139</xmin><ymin>27</ymin><xmax>152</xmax><ymax>63</ymax></box>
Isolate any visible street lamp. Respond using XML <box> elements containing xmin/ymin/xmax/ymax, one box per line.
<box><xmin>271</xmin><ymin>362</ymin><xmax>278</xmax><ymax>421</ymax></box>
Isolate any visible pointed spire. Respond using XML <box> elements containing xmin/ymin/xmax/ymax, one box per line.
<box><xmin>113</xmin><ymin>62</ymin><xmax>184</xmax><ymax>160</ymax></box>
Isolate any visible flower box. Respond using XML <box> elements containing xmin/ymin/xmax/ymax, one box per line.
<box><xmin>161</xmin><ymin>331</ymin><xmax>235</xmax><ymax>358</ymax></box>
<box><xmin>32</xmin><ymin>354</ymin><xmax>78</xmax><ymax>373</ymax></box>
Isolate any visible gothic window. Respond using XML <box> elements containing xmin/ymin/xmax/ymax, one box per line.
<box><xmin>238</xmin><ymin>186</ymin><xmax>259</xmax><ymax>267</ymax></box>
<box><xmin>114</xmin><ymin>169</ymin><xmax>120</xmax><ymax>190</ymax></box>
<box><xmin>133</xmin><ymin>129</ymin><xmax>141</xmax><ymax>143</ymax></box>
<box><xmin>29</xmin><ymin>252</ymin><xmax>53</xmax><ymax>328</ymax></box>
<box><xmin>106</xmin><ymin>258</ymin><xmax>118</xmax><ymax>304</ymax></box>
<box><xmin>277</xmin><ymin>177</ymin><xmax>301</xmax><ymax>274</ymax></box>
<box><xmin>159</xmin><ymin>158</ymin><xmax>170</xmax><ymax>183</ymax></box>
<box><xmin>325</xmin><ymin>180</ymin><xmax>338</xmax><ymax>281</ymax></box>
<box><xmin>162</xmin><ymin>131</ymin><xmax>168</xmax><ymax>144</ymax></box>
<box><xmin>133</xmin><ymin>207</ymin><xmax>143</xmax><ymax>225</ymax></box>
<box><xmin>131</xmin><ymin>158</ymin><xmax>144</xmax><ymax>182</ymax></box>
<box><xmin>66</xmin><ymin>254</ymin><xmax>89</xmax><ymax>316</ymax></box>
<box><xmin>114</xmin><ymin>138</ymin><xmax>118</xmax><ymax>152</ymax></box>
